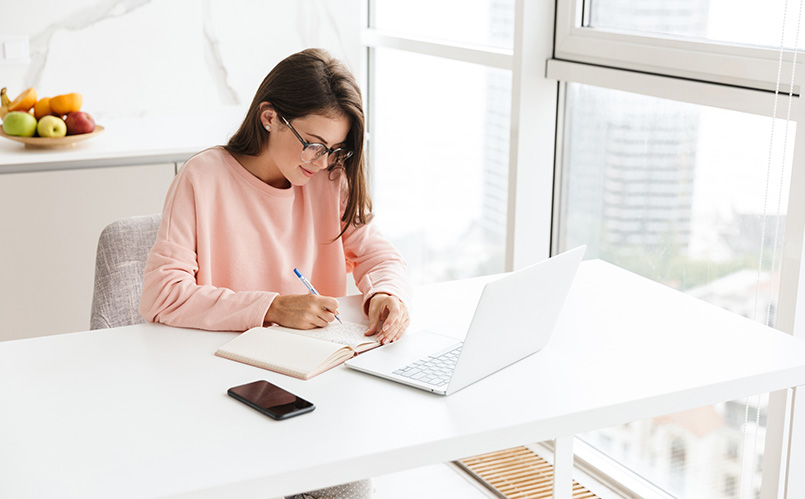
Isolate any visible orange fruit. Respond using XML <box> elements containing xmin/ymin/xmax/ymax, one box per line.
<box><xmin>50</xmin><ymin>92</ymin><xmax>82</xmax><ymax>115</ymax></box>
<box><xmin>8</xmin><ymin>87</ymin><xmax>37</xmax><ymax>113</ymax></box>
<box><xmin>33</xmin><ymin>97</ymin><xmax>54</xmax><ymax>119</ymax></box>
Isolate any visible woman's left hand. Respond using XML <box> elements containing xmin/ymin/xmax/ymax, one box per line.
<box><xmin>365</xmin><ymin>293</ymin><xmax>410</xmax><ymax>344</ymax></box>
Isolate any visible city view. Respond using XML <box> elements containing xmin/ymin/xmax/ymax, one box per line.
<box><xmin>369</xmin><ymin>0</ymin><xmax>795</xmax><ymax>497</ymax></box>
<box><xmin>562</xmin><ymin>82</ymin><xmax>790</xmax><ymax>499</ymax></box>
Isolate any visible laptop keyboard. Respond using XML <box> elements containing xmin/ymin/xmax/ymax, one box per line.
<box><xmin>392</xmin><ymin>344</ymin><xmax>463</xmax><ymax>387</ymax></box>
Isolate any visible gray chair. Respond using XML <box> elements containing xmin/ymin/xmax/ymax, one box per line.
<box><xmin>90</xmin><ymin>214</ymin><xmax>161</xmax><ymax>330</ymax></box>
<box><xmin>90</xmin><ymin>213</ymin><xmax>373</xmax><ymax>499</ymax></box>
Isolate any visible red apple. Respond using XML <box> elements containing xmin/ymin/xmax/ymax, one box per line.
<box><xmin>64</xmin><ymin>111</ymin><xmax>96</xmax><ymax>135</ymax></box>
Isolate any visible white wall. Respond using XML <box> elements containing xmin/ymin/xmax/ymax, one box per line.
<box><xmin>0</xmin><ymin>0</ymin><xmax>362</xmax><ymax>121</ymax></box>
<box><xmin>0</xmin><ymin>0</ymin><xmax>361</xmax><ymax>339</ymax></box>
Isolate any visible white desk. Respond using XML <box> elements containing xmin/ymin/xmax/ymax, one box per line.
<box><xmin>2</xmin><ymin>260</ymin><xmax>805</xmax><ymax>498</ymax></box>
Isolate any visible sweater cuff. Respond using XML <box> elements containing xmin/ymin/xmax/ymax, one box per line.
<box><xmin>254</xmin><ymin>292</ymin><xmax>279</xmax><ymax>328</ymax></box>
<box><xmin>360</xmin><ymin>285</ymin><xmax>412</xmax><ymax>316</ymax></box>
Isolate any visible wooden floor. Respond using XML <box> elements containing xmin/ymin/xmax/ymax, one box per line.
<box><xmin>374</xmin><ymin>446</ymin><xmax>601</xmax><ymax>499</ymax></box>
<box><xmin>458</xmin><ymin>446</ymin><xmax>600</xmax><ymax>499</ymax></box>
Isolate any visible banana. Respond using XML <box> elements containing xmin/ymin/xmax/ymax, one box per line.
<box><xmin>0</xmin><ymin>88</ymin><xmax>10</xmax><ymax>119</ymax></box>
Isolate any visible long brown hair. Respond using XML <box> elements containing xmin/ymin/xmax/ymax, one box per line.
<box><xmin>225</xmin><ymin>48</ymin><xmax>372</xmax><ymax>236</ymax></box>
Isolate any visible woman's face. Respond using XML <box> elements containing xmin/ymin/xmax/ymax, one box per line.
<box><xmin>263</xmin><ymin>109</ymin><xmax>350</xmax><ymax>188</ymax></box>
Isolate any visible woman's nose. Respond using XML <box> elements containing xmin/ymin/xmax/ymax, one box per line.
<box><xmin>311</xmin><ymin>154</ymin><xmax>329</xmax><ymax>169</ymax></box>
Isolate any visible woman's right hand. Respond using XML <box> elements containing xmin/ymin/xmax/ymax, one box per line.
<box><xmin>264</xmin><ymin>294</ymin><xmax>340</xmax><ymax>329</ymax></box>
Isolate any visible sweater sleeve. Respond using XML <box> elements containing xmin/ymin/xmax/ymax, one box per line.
<box><xmin>138</xmin><ymin>168</ymin><xmax>275</xmax><ymax>332</ymax></box>
<box><xmin>339</xmin><ymin>181</ymin><xmax>412</xmax><ymax>313</ymax></box>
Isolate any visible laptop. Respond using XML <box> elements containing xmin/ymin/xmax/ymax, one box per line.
<box><xmin>345</xmin><ymin>245</ymin><xmax>586</xmax><ymax>395</ymax></box>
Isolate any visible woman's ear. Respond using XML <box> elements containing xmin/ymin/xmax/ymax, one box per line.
<box><xmin>259</xmin><ymin>102</ymin><xmax>276</xmax><ymax>129</ymax></box>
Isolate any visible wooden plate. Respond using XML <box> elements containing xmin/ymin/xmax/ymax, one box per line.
<box><xmin>0</xmin><ymin>125</ymin><xmax>105</xmax><ymax>149</ymax></box>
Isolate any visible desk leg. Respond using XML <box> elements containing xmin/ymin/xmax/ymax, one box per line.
<box><xmin>553</xmin><ymin>435</ymin><xmax>573</xmax><ymax>499</ymax></box>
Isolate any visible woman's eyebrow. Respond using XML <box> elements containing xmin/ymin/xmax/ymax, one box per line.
<box><xmin>305</xmin><ymin>131</ymin><xmax>346</xmax><ymax>148</ymax></box>
<box><xmin>307</xmin><ymin>132</ymin><xmax>330</xmax><ymax>145</ymax></box>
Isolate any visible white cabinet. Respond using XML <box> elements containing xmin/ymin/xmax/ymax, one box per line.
<box><xmin>0</xmin><ymin>163</ymin><xmax>175</xmax><ymax>341</ymax></box>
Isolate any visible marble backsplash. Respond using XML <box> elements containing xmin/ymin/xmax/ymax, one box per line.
<box><xmin>1</xmin><ymin>0</ymin><xmax>361</xmax><ymax>121</ymax></box>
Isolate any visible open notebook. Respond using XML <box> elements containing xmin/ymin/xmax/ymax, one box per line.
<box><xmin>215</xmin><ymin>320</ymin><xmax>377</xmax><ymax>380</ymax></box>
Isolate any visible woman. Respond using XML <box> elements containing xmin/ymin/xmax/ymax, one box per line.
<box><xmin>139</xmin><ymin>48</ymin><xmax>411</xmax><ymax>498</ymax></box>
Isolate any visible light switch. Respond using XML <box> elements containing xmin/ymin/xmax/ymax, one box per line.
<box><xmin>0</xmin><ymin>36</ymin><xmax>29</xmax><ymax>65</ymax></box>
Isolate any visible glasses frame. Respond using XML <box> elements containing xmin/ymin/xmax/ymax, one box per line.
<box><xmin>279</xmin><ymin>115</ymin><xmax>353</xmax><ymax>168</ymax></box>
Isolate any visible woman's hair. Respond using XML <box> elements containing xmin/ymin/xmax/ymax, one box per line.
<box><xmin>225</xmin><ymin>48</ymin><xmax>372</xmax><ymax>236</ymax></box>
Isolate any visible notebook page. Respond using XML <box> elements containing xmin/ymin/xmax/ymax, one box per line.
<box><xmin>281</xmin><ymin>321</ymin><xmax>378</xmax><ymax>349</ymax></box>
<box><xmin>215</xmin><ymin>328</ymin><xmax>348</xmax><ymax>378</ymax></box>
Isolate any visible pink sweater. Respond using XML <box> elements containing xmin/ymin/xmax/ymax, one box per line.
<box><xmin>139</xmin><ymin>146</ymin><xmax>411</xmax><ymax>332</ymax></box>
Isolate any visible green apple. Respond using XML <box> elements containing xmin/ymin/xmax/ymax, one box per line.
<box><xmin>37</xmin><ymin>115</ymin><xmax>67</xmax><ymax>138</ymax></box>
<box><xmin>3</xmin><ymin>111</ymin><xmax>37</xmax><ymax>137</ymax></box>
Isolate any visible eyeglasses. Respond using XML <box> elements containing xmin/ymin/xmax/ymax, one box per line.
<box><xmin>280</xmin><ymin>116</ymin><xmax>354</xmax><ymax>168</ymax></box>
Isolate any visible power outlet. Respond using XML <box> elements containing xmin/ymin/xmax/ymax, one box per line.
<box><xmin>0</xmin><ymin>36</ymin><xmax>30</xmax><ymax>65</ymax></box>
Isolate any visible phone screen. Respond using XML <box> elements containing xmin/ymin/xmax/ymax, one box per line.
<box><xmin>228</xmin><ymin>380</ymin><xmax>315</xmax><ymax>420</ymax></box>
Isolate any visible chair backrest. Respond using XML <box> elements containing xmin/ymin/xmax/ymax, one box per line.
<box><xmin>90</xmin><ymin>214</ymin><xmax>161</xmax><ymax>330</ymax></box>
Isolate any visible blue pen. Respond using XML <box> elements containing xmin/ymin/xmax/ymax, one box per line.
<box><xmin>294</xmin><ymin>268</ymin><xmax>343</xmax><ymax>324</ymax></box>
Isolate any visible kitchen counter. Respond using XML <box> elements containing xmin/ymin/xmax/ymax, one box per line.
<box><xmin>0</xmin><ymin>107</ymin><xmax>247</xmax><ymax>174</ymax></box>
<box><xmin>0</xmin><ymin>107</ymin><xmax>250</xmax><ymax>339</ymax></box>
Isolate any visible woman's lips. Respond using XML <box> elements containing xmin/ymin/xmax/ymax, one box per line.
<box><xmin>299</xmin><ymin>165</ymin><xmax>315</xmax><ymax>177</ymax></box>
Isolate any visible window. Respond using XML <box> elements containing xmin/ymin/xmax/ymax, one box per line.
<box><xmin>670</xmin><ymin>438</ymin><xmax>687</xmax><ymax>492</ymax></box>
<box><xmin>724</xmin><ymin>474</ymin><xmax>737</xmax><ymax>497</ymax></box>
<box><xmin>555</xmin><ymin>0</ymin><xmax>805</xmax><ymax>91</ymax></box>
<box><xmin>552</xmin><ymin>0</ymin><xmax>804</xmax><ymax>497</ymax></box>
<box><xmin>364</xmin><ymin>0</ymin><xmax>805</xmax><ymax>496</ymax></box>
<box><xmin>364</xmin><ymin>0</ymin><xmax>520</xmax><ymax>284</ymax></box>
<box><xmin>727</xmin><ymin>439</ymin><xmax>739</xmax><ymax>460</ymax></box>
<box><xmin>588</xmin><ymin>0</ymin><xmax>802</xmax><ymax>50</ymax></box>
<box><xmin>373</xmin><ymin>0</ymin><xmax>514</xmax><ymax>49</ymax></box>
<box><xmin>371</xmin><ymin>48</ymin><xmax>511</xmax><ymax>283</ymax></box>
<box><xmin>558</xmin><ymin>84</ymin><xmax>792</xmax><ymax>300</ymax></box>
<box><xmin>555</xmin><ymin>69</ymin><xmax>788</xmax><ymax>499</ymax></box>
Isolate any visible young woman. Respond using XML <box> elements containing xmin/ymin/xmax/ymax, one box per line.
<box><xmin>140</xmin><ymin>48</ymin><xmax>410</xmax><ymax>341</ymax></box>
<box><xmin>139</xmin><ymin>48</ymin><xmax>411</xmax><ymax>498</ymax></box>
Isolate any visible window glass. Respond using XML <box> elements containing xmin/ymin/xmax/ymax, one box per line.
<box><xmin>371</xmin><ymin>48</ymin><xmax>511</xmax><ymax>284</ymax></box>
<box><xmin>373</xmin><ymin>0</ymin><xmax>515</xmax><ymax>49</ymax></box>
<box><xmin>558</xmin><ymin>82</ymin><xmax>793</xmax><ymax>498</ymax></box>
<box><xmin>589</xmin><ymin>0</ymin><xmax>803</xmax><ymax>50</ymax></box>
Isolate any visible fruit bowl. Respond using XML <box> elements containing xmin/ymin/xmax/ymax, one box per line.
<box><xmin>0</xmin><ymin>125</ymin><xmax>104</xmax><ymax>149</ymax></box>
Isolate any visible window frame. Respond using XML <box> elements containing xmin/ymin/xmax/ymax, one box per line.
<box><xmin>361</xmin><ymin>0</ymin><xmax>557</xmax><ymax>272</ymax></box>
<box><xmin>554</xmin><ymin>0</ymin><xmax>805</xmax><ymax>94</ymax></box>
<box><xmin>551</xmin><ymin>0</ymin><xmax>805</xmax><ymax>497</ymax></box>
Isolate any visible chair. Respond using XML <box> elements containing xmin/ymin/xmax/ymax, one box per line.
<box><xmin>90</xmin><ymin>213</ymin><xmax>373</xmax><ymax>498</ymax></box>
<box><xmin>90</xmin><ymin>214</ymin><xmax>161</xmax><ymax>330</ymax></box>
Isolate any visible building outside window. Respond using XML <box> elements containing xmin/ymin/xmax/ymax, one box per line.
<box><xmin>365</xmin><ymin>0</ymin><xmax>804</xmax><ymax>496</ymax></box>
<box><xmin>551</xmin><ymin>0</ymin><xmax>800</xmax><ymax>497</ymax></box>
<box><xmin>368</xmin><ymin>0</ymin><xmax>515</xmax><ymax>284</ymax></box>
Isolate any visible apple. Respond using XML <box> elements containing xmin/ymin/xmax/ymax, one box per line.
<box><xmin>65</xmin><ymin>111</ymin><xmax>95</xmax><ymax>135</ymax></box>
<box><xmin>37</xmin><ymin>115</ymin><xmax>67</xmax><ymax>138</ymax></box>
<box><xmin>2</xmin><ymin>111</ymin><xmax>37</xmax><ymax>137</ymax></box>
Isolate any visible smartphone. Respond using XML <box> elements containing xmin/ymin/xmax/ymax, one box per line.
<box><xmin>227</xmin><ymin>380</ymin><xmax>315</xmax><ymax>420</ymax></box>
